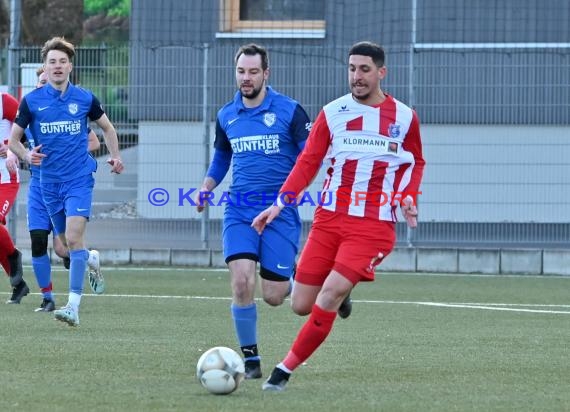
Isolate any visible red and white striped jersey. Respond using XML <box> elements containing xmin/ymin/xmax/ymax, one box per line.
<box><xmin>1</xmin><ymin>93</ymin><xmax>20</xmax><ymax>184</ymax></box>
<box><xmin>281</xmin><ymin>93</ymin><xmax>425</xmax><ymax>222</ymax></box>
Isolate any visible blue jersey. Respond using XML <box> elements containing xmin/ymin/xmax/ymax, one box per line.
<box><xmin>210</xmin><ymin>86</ymin><xmax>311</xmax><ymax>204</ymax></box>
<box><xmin>15</xmin><ymin>83</ymin><xmax>103</xmax><ymax>183</ymax></box>
<box><xmin>24</xmin><ymin>126</ymin><xmax>94</xmax><ymax>187</ymax></box>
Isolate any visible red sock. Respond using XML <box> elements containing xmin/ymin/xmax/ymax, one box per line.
<box><xmin>0</xmin><ymin>225</ymin><xmax>15</xmax><ymax>275</ymax></box>
<box><xmin>283</xmin><ymin>304</ymin><xmax>337</xmax><ymax>371</ymax></box>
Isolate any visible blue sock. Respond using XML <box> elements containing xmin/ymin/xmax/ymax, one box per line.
<box><xmin>231</xmin><ymin>303</ymin><xmax>259</xmax><ymax>361</ymax></box>
<box><xmin>32</xmin><ymin>254</ymin><xmax>52</xmax><ymax>299</ymax></box>
<box><xmin>69</xmin><ymin>249</ymin><xmax>89</xmax><ymax>294</ymax></box>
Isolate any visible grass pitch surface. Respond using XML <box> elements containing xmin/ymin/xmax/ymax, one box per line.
<box><xmin>1</xmin><ymin>268</ymin><xmax>569</xmax><ymax>411</ymax></box>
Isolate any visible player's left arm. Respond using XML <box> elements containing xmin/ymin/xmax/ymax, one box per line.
<box><xmin>400</xmin><ymin>110</ymin><xmax>425</xmax><ymax>227</ymax></box>
<box><xmin>2</xmin><ymin>93</ymin><xmax>20</xmax><ymax>165</ymax></box>
<box><xmin>1</xmin><ymin>93</ymin><xmax>19</xmax><ymax>122</ymax></box>
<box><xmin>289</xmin><ymin>103</ymin><xmax>312</xmax><ymax>151</ymax></box>
<box><xmin>90</xmin><ymin>96</ymin><xmax>123</xmax><ymax>173</ymax></box>
<box><xmin>401</xmin><ymin>110</ymin><xmax>425</xmax><ymax>195</ymax></box>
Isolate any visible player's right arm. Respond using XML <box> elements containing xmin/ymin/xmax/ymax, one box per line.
<box><xmin>8</xmin><ymin>98</ymin><xmax>45</xmax><ymax>165</ymax></box>
<box><xmin>196</xmin><ymin>117</ymin><xmax>232</xmax><ymax>212</ymax></box>
<box><xmin>252</xmin><ymin>110</ymin><xmax>330</xmax><ymax>234</ymax></box>
<box><xmin>280</xmin><ymin>109</ymin><xmax>330</xmax><ymax>199</ymax></box>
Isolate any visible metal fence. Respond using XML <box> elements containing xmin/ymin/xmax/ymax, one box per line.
<box><xmin>3</xmin><ymin>42</ymin><xmax>570</xmax><ymax>251</ymax></box>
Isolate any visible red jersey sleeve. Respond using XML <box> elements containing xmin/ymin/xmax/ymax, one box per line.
<box><xmin>401</xmin><ymin>110</ymin><xmax>425</xmax><ymax>195</ymax></box>
<box><xmin>281</xmin><ymin>110</ymin><xmax>331</xmax><ymax>197</ymax></box>
<box><xmin>1</xmin><ymin>93</ymin><xmax>19</xmax><ymax>122</ymax></box>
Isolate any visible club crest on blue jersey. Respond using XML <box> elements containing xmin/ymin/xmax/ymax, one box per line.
<box><xmin>263</xmin><ymin>112</ymin><xmax>276</xmax><ymax>127</ymax></box>
<box><xmin>388</xmin><ymin>123</ymin><xmax>401</xmax><ymax>138</ymax></box>
<box><xmin>68</xmin><ymin>103</ymin><xmax>78</xmax><ymax>115</ymax></box>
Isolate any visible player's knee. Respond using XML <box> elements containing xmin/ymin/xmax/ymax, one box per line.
<box><xmin>259</xmin><ymin>267</ymin><xmax>290</xmax><ymax>306</ymax></box>
<box><xmin>230</xmin><ymin>274</ymin><xmax>255</xmax><ymax>304</ymax></box>
<box><xmin>66</xmin><ymin>237</ymin><xmax>82</xmax><ymax>251</ymax></box>
<box><xmin>30</xmin><ymin>230</ymin><xmax>50</xmax><ymax>257</ymax></box>
<box><xmin>263</xmin><ymin>293</ymin><xmax>285</xmax><ymax>307</ymax></box>
<box><xmin>291</xmin><ymin>300</ymin><xmax>312</xmax><ymax>316</ymax></box>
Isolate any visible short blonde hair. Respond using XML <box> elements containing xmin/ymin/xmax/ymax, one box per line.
<box><xmin>41</xmin><ymin>37</ymin><xmax>75</xmax><ymax>62</ymax></box>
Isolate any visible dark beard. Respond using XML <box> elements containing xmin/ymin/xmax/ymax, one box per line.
<box><xmin>352</xmin><ymin>92</ymin><xmax>371</xmax><ymax>102</ymax></box>
<box><xmin>240</xmin><ymin>85</ymin><xmax>263</xmax><ymax>100</ymax></box>
<box><xmin>351</xmin><ymin>84</ymin><xmax>373</xmax><ymax>102</ymax></box>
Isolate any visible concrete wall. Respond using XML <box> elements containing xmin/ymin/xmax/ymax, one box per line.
<box><xmin>16</xmin><ymin>246</ymin><xmax>570</xmax><ymax>276</ymax></box>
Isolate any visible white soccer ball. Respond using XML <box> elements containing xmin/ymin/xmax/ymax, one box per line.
<box><xmin>196</xmin><ymin>346</ymin><xmax>245</xmax><ymax>395</ymax></box>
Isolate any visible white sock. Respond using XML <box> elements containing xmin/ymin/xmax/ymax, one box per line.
<box><xmin>68</xmin><ymin>292</ymin><xmax>82</xmax><ymax>311</ymax></box>
<box><xmin>87</xmin><ymin>250</ymin><xmax>99</xmax><ymax>268</ymax></box>
<box><xmin>277</xmin><ymin>362</ymin><xmax>292</xmax><ymax>374</ymax></box>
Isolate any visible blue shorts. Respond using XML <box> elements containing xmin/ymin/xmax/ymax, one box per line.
<box><xmin>223</xmin><ymin>205</ymin><xmax>301</xmax><ymax>279</ymax></box>
<box><xmin>42</xmin><ymin>174</ymin><xmax>94</xmax><ymax>235</ymax></box>
<box><xmin>27</xmin><ymin>179</ymin><xmax>57</xmax><ymax>234</ymax></box>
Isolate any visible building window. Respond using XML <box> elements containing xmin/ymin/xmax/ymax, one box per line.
<box><xmin>220</xmin><ymin>0</ymin><xmax>325</xmax><ymax>36</ymax></box>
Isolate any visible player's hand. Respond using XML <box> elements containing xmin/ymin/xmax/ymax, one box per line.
<box><xmin>0</xmin><ymin>140</ymin><xmax>8</xmax><ymax>158</ymax></box>
<box><xmin>195</xmin><ymin>187</ymin><xmax>212</xmax><ymax>213</ymax></box>
<box><xmin>5</xmin><ymin>153</ymin><xmax>19</xmax><ymax>173</ymax></box>
<box><xmin>107</xmin><ymin>158</ymin><xmax>124</xmax><ymax>174</ymax></box>
<box><xmin>26</xmin><ymin>145</ymin><xmax>46</xmax><ymax>166</ymax></box>
<box><xmin>251</xmin><ymin>205</ymin><xmax>282</xmax><ymax>235</ymax></box>
<box><xmin>401</xmin><ymin>195</ymin><xmax>418</xmax><ymax>228</ymax></box>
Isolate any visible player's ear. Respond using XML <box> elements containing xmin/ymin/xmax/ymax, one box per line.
<box><xmin>264</xmin><ymin>67</ymin><xmax>270</xmax><ymax>81</ymax></box>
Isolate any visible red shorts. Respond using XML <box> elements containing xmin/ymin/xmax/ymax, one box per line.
<box><xmin>0</xmin><ymin>182</ymin><xmax>19</xmax><ymax>225</ymax></box>
<box><xmin>295</xmin><ymin>207</ymin><xmax>395</xmax><ymax>286</ymax></box>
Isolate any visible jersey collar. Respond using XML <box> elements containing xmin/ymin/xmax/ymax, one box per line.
<box><xmin>233</xmin><ymin>86</ymin><xmax>276</xmax><ymax>114</ymax></box>
<box><xmin>45</xmin><ymin>82</ymin><xmax>75</xmax><ymax>100</ymax></box>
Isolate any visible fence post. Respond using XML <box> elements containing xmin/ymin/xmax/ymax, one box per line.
<box><xmin>7</xmin><ymin>0</ymin><xmax>22</xmax><ymax>242</ymax></box>
<box><xmin>200</xmin><ymin>43</ymin><xmax>211</xmax><ymax>249</ymax></box>
<box><xmin>406</xmin><ymin>0</ymin><xmax>417</xmax><ymax>248</ymax></box>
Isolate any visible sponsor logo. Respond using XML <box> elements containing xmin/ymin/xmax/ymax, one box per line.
<box><xmin>39</xmin><ymin>120</ymin><xmax>82</xmax><ymax>135</ymax></box>
<box><xmin>277</xmin><ymin>264</ymin><xmax>290</xmax><ymax>270</ymax></box>
<box><xmin>230</xmin><ymin>134</ymin><xmax>280</xmax><ymax>155</ymax></box>
<box><xmin>263</xmin><ymin>112</ymin><xmax>276</xmax><ymax>127</ymax></box>
<box><xmin>38</xmin><ymin>106</ymin><xmax>50</xmax><ymax>111</ymax></box>
<box><xmin>388</xmin><ymin>123</ymin><xmax>401</xmax><ymax>138</ymax></box>
<box><xmin>228</xmin><ymin>118</ymin><xmax>239</xmax><ymax>125</ymax></box>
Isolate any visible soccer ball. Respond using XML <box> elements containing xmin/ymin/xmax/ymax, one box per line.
<box><xmin>196</xmin><ymin>346</ymin><xmax>245</xmax><ymax>395</ymax></box>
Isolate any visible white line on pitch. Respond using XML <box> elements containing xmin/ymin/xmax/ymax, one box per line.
<box><xmin>416</xmin><ymin>302</ymin><xmax>570</xmax><ymax>315</ymax></box>
<box><xmin>21</xmin><ymin>292</ymin><xmax>567</xmax><ymax>314</ymax></box>
<box><xmin>358</xmin><ymin>299</ymin><xmax>570</xmax><ymax>314</ymax></box>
